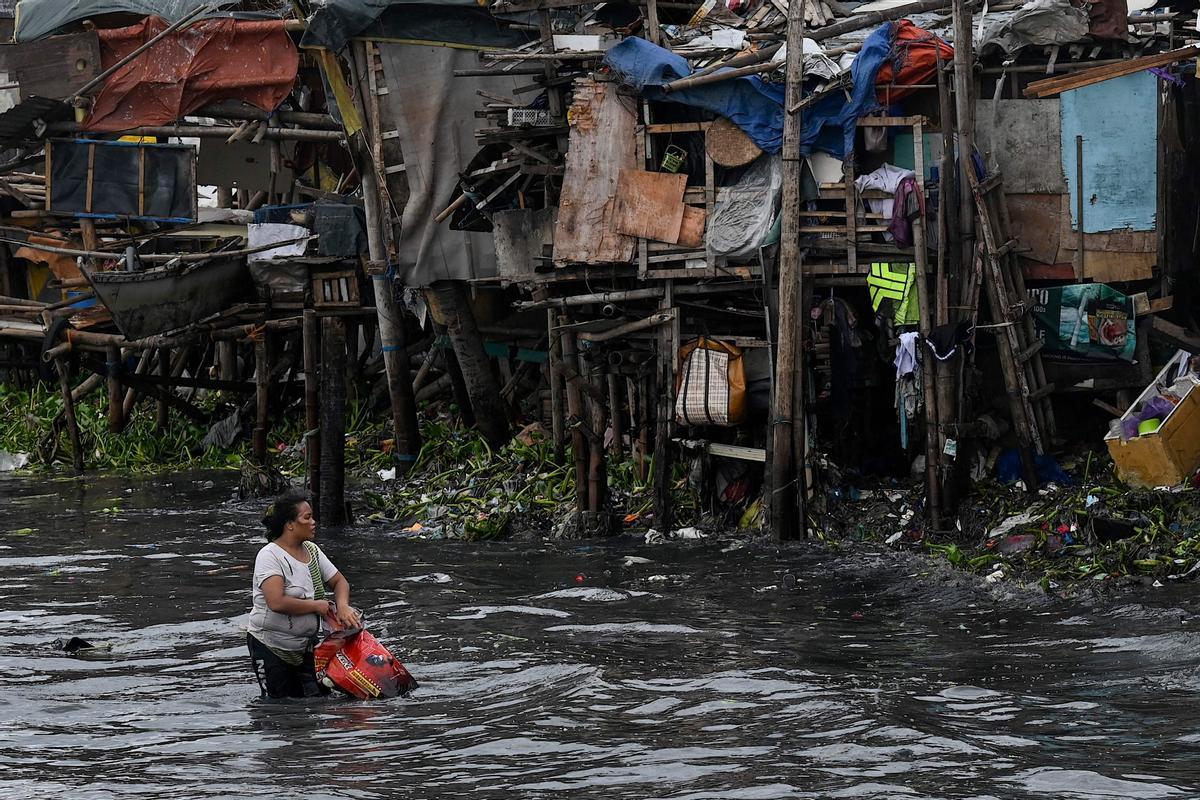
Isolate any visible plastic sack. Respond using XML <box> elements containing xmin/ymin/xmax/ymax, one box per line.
<box><xmin>675</xmin><ymin>338</ymin><xmax>747</xmax><ymax>426</ymax></box>
<box><xmin>314</xmin><ymin>621</ymin><xmax>418</xmax><ymax>700</ymax></box>
<box><xmin>1121</xmin><ymin>394</ymin><xmax>1179</xmax><ymax>440</ymax></box>
<box><xmin>706</xmin><ymin>154</ymin><xmax>782</xmax><ymax>258</ymax></box>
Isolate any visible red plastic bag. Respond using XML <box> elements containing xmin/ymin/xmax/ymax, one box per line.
<box><xmin>313</xmin><ymin>615</ymin><xmax>418</xmax><ymax>700</ymax></box>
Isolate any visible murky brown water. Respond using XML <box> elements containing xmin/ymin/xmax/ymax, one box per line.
<box><xmin>1</xmin><ymin>471</ymin><xmax>1198</xmax><ymax>799</ymax></box>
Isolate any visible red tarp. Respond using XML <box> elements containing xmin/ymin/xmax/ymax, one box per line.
<box><xmin>84</xmin><ymin>18</ymin><xmax>298</xmax><ymax>133</ymax></box>
<box><xmin>875</xmin><ymin>20</ymin><xmax>955</xmax><ymax>104</ymax></box>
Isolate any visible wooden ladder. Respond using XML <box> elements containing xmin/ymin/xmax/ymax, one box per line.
<box><xmin>969</xmin><ymin>167</ymin><xmax>1057</xmax><ymax>486</ymax></box>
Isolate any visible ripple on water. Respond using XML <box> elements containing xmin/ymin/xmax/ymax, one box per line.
<box><xmin>2</xmin><ymin>473</ymin><xmax>1200</xmax><ymax>798</ymax></box>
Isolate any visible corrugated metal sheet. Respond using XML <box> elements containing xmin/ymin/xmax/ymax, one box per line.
<box><xmin>0</xmin><ymin>96</ymin><xmax>70</xmax><ymax>148</ymax></box>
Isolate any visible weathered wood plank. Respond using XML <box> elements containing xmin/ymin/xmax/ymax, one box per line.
<box><xmin>612</xmin><ymin>168</ymin><xmax>686</xmax><ymax>244</ymax></box>
<box><xmin>553</xmin><ymin>79</ymin><xmax>638</xmax><ymax>266</ymax></box>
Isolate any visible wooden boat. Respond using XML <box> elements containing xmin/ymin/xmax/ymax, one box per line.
<box><xmin>85</xmin><ymin>255</ymin><xmax>254</xmax><ymax>340</ymax></box>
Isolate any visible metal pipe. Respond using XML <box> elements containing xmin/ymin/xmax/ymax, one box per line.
<box><xmin>46</xmin><ymin>122</ymin><xmax>345</xmax><ymax>143</ymax></box>
<box><xmin>577</xmin><ymin>310</ymin><xmax>676</xmax><ymax>343</ymax></box>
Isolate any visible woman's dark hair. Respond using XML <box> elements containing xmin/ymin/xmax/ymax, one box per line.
<box><xmin>261</xmin><ymin>491</ymin><xmax>311</xmax><ymax>541</ymax></box>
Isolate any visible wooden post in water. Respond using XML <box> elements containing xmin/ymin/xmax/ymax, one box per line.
<box><xmin>426</xmin><ymin>281</ymin><xmax>511</xmax><ymax>447</ymax></box>
<box><xmin>935</xmin><ymin>55</ymin><xmax>959</xmax><ymax>507</ymax></box>
<box><xmin>547</xmin><ymin>309</ymin><xmax>565</xmax><ymax>461</ymax></box>
<box><xmin>122</xmin><ymin>349</ymin><xmax>152</xmax><ymax>422</ymax></box>
<box><xmin>588</xmin><ymin>364</ymin><xmax>608</xmax><ymax>515</ymax></box>
<box><xmin>437</xmin><ymin>326</ymin><xmax>477</xmax><ymax>428</ymax></box>
<box><xmin>560</xmin><ymin>321</ymin><xmax>588</xmax><ymax>517</ymax></box>
<box><xmin>155</xmin><ymin>347</ymin><xmax>170</xmax><ymax>430</ymax></box>
<box><xmin>302</xmin><ymin>310</ymin><xmax>322</xmax><ymax>514</ymax></box>
<box><xmin>348</xmin><ymin>41</ymin><xmax>422</xmax><ymax>474</ymax></box>
<box><xmin>912</xmin><ymin>122</ymin><xmax>942</xmax><ymax>529</ymax></box>
<box><xmin>55</xmin><ymin>357</ymin><xmax>84</xmax><ymax>475</ymax></box>
<box><xmin>652</xmin><ymin>281</ymin><xmax>676</xmax><ymax>535</ymax></box>
<box><xmin>319</xmin><ymin>316</ymin><xmax>348</xmax><ymax>526</ymax></box>
<box><xmin>253</xmin><ymin>337</ymin><xmax>269</xmax><ymax>464</ymax></box>
<box><xmin>105</xmin><ymin>344</ymin><xmax>123</xmax><ymax>433</ymax></box>
<box><xmin>769</xmin><ymin>0</ymin><xmax>807</xmax><ymax>540</ymax></box>
<box><xmin>217</xmin><ymin>340</ymin><xmax>237</xmax><ymax>382</ymax></box>
<box><xmin>607</xmin><ymin>371</ymin><xmax>623</xmax><ymax>461</ymax></box>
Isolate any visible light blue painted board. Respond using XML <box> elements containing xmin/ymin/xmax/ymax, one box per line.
<box><xmin>1060</xmin><ymin>71</ymin><xmax>1157</xmax><ymax>233</ymax></box>
<box><xmin>892</xmin><ymin>132</ymin><xmax>941</xmax><ymax>180</ymax></box>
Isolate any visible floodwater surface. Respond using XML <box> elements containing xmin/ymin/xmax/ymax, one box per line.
<box><xmin>1</xmin><ymin>472</ymin><xmax>1198</xmax><ymax>799</ymax></box>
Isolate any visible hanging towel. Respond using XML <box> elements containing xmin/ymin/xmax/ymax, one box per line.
<box><xmin>895</xmin><ymin>331</ymin><xmax>920</xmax><ymax>378</ymax></box>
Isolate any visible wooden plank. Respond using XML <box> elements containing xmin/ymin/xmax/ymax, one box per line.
<box><xmin>553</xmin><ymin>79</ymin><xmax>638</xmax><ymax>266</ymax></box>
<box><xmin>1149</xmin><ymin>316</ymin><xmax>1200</xmax><ymax>353</ymax></box>
<box><xmin>707</xmin><ymin>442</ymin><xmax>767</xmax><ymax>462</ymax></box>
<box><xmin>1025</xmin><ymin>45</ymin><xmax>1200</xmax><ymax>98</ymax></box>
<box><xmin>612</xmin><ymin>168</ymin><xmax>687</xmax><ymax>243</ymax></box>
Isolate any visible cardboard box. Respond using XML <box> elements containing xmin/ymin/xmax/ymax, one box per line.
<box><xmin>1105</xmin><ymin>350</ymin><xmax>1200</xmax><ymax>488</ymax></box>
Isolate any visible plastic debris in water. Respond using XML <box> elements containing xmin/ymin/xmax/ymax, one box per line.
<box><xmin>0</xmin><ymin>452</ymin><xmax>29</xmax><ymax>472</ymax></box>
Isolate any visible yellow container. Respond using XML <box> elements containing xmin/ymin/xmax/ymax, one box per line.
<box><xmin>1105</xmin><ymin>351</ymin><xmax>1200</xmax><ymax>488</ymax></box>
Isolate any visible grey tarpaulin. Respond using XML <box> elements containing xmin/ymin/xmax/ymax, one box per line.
<box><xmin>978</xmin><ymin>0</ymin><xmax>1091</xmax><ymax>56</ymax></box>
<box><xmin>13</xmin><ymin>0</ymin><xmax>285</xmax><ymax>42</ymax></box>
<box><xmin>302</xmin><ymin>0</ymin><xmax>525</xmax><ymax>52</ymax></box>
<box><xmin>376</xmin><ymin>43</ymin><xmax>521</xmax><ymax>286</ymax></box>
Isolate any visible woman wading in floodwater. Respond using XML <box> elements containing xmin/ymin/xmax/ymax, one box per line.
<box><xmin>247</xmin><ymin>492</ymin><xmax>361</xmax><ymax>698</ymax></box>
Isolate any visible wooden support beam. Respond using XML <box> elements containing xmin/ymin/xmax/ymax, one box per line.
<box><xmin>105</xmin><ymin>344</ymin><xmax>123</xmax><ymax>434</ymax></box>
<box><xmin>770</xmin><ymin>0</ymin><xmax>806</xmax><ymax>541</ymax></box>
<box><xmin>561</xmin><ymin>323</ymin><xmax>588</xmax><ymax>517</ymax></box>
<box><xmin>548</xmin><ymin>308</ymin><xmax>565</xmax><ymax>460</ymax></box>
<box><xmin>155</xmin><ymin>348</ymin><xmax>170</xmax><ymax>430</ymax></box>
<box><xmin>303</xmin><ymin>310</ymin><xmax>321</xmax><ymax>515</ymax></box>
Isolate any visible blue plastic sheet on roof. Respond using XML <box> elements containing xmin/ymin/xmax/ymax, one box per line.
<box><xmin>601</xmin><ymin>23</ymin><xmax>897</xmax><ymax>161</ymax></box>
<box><xmin>603</xmin><ymin>36</ymin><xmax>785</xmax><ymax>153</ymax></box>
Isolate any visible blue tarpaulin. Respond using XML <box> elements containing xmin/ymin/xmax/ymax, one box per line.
<box><xmin>602</xmin><ymin>23</ymin><xmax>898</xmax><ymax>160</ymax></box>
<box><xmin>602</xmin><ymin>36</ymin><xmax>786</xmax><ymax>152</ymax></box>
